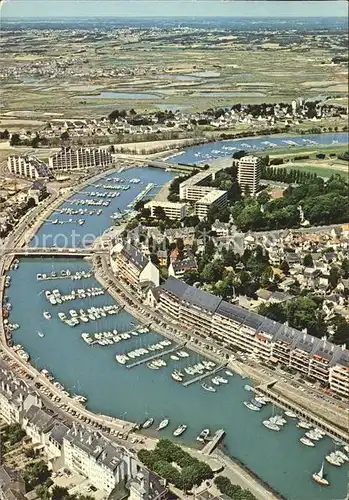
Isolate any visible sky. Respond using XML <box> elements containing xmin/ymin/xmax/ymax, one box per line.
<box><xmin>1</xmin><ymin>0</ymin><xmax>348</xmax><ymax>19</ymax></box>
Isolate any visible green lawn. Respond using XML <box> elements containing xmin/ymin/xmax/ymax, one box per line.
<box><xmin>284</xmin><ymin>164</ymin><xmax>348</xmax><ymax>179</ymax></box>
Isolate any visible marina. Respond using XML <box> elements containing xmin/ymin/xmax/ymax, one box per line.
<box><xmin>3</xmin><ymin>148</ymin><xmax>349</xmax><ymax>500</ymax></box>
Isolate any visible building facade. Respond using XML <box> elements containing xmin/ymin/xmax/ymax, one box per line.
<box><xmin>48</xmin><ymin>147</ymin><xmax>113</xmax><ymax>171</ymax></box>
<box><xmin>7</xmin><ymin>155</ymin><xmax>53</xmax><ymax>180</ymax></box>
<box><xmin>195</xmin><ymin>189</ymin><xmax>227</xmax><ymax>219</ymax></box>
<box><xmin>110</xmin><ymin>242</ymin><xmax>160</xmax><ymax>287</ymax></box>
<box><xmin>157</xmin><ymin>277</ymin><xmax>349</xmax><ymax>396</ymax></box>
<box><xmin>144</xmin><ymin>200</ymin><xmax>188</xmax><ymax>220</ymax></box>
<box><xmin>238</xmin><ymin>155</ymin><xmax>262</xmax><ymax>196</ymax></box>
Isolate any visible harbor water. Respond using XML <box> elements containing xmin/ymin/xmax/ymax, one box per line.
<box><xmin>6</xmin><ymin>133</ymin><xmax>349</xmax><ymax>499</ymax></box>
<box><xmin>167</xmin><ymin>132</ymin><xmax>348</xmax><ymax>165</ymax></box>
<box><xmin>7</xmin><ymin>259</ymin><xmax>349</xmax><ymax>500</ymax></box>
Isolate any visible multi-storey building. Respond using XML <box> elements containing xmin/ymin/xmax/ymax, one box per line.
<box><xmin>110</xmin><ymin>242</ymin><xmax>160</xmax><ymax>287</ymax></box>
<box><xmin>48</xmin><ymin>146</ymin><xmax>113</xmax><ymax>171</ymax></box>
<box><xmin>144</xmin><ymin>200</ymin><xmax>188</xmax><ymax>220</ymax></box>
<box><xmin>195</xmin><ymin>189</ymin><xmax>227</xmax><ymax>219</ymax></box>
<box><xmin>0</xmin><ymin>369</ymin><xmax>41</xmax><ymax>425</ymax></box>
<box><xmin>7</xmin><ymin>155</ymin><xmax>53</xmax><ymax>180</ymax></box>
<box><xmin>157</xmin><ymin>277</ymin><xmax>349</xmax><ymax>396</ymax></box>
<box><xmin>238</xmin><ymin>155</ymin><xmax>262</xmax><ymax>196</ymax></box>
<box><xmin>63</xmin><ymin>425</ymin><xmax>133</xmax><ymax>496</ymax></box>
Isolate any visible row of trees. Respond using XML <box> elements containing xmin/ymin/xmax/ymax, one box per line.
<box><xmin>137</xmin><ymin>439</ymin><xmax>213</xmax><ymax>491</ymax></box>
<box><xmin>1</xmin><ymin>422</ymin><xmax>26</xmax><ymax>445</ymax></box>
<box><xmin>214</xmin><ymin>476</ymin><xmax>257</xmax><ymax>500</ymax></box>
<box><xmin>261</xmin><ymin>165</ymin><xmax>319</xmax><ymax>185</ymax></box>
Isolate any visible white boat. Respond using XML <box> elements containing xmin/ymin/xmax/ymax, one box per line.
<box><xmin>202</xmin><ymin>383</ymin><xmax>216</xmax><ymax>393</ymax></box>
<box><xmin>171</xmin><ymin>372</ymin><xmax>183</xmax><ymax>382</ymax></box>
<box><xmin>37</xmin><ymin>331</ymin><xmax>45</xmax><ymax>338</ymax></box>
<box><xmin>212</xmin><ymin>377</ymin><xmax>220</xmax><ymax>386</ymax></box>
<box><xmin>225</xmin><ymin>370</ymin><xmax>234</xmax><ymax>377</ymax></box>
<box><xmin>170</xmin><ymin>355</ymin><xmax>180</xmax><ymax>361</ymax></box>
<box><xmin>336</xmin><ymin>450</ymin><xmax>349</xmax><ymax>462</ymax></box>
<box><xmin>300</xmin><ymin>437</ymin><xmax>315</xmax><ymax>447</ymax></box>
<box><xmin>197</xmin><ymin>429</ymin><xmax>210</xmax><ymax>442</ymax></box>
<box><xmin>244</xmin><ymin>384</ymin><xmax>253</xmax><ymax>391</ymax></box>
<box><xmin>297</xmin><ymin>421</ymin><xmax>312</xmax><ymax>430</ymax></box>
<box><xmin>285</xmin><ymin>410</ymin><xmax>297</xmax><ymax>418</ymax></box>
<box><xmin>156</xmin><ymin>419</ymin><xmax>169</xmax><ymax>431</ymax></box>
<box><xmin>217</xmin><ymin>376</ymin><xmax>228</xmax><ymax>384</ymax></box>
<box><xmin>263</xmin><ymin>420</ymin><xmax>280</xmax><ymax>431</ymax></box>
<box><xmin>142</xmin><ymin>418</ymin><xmax>154</xmax><ymax>429</ymax></box>
<box><xmin>43</xmin><ymin>311</ymin><xmax>52</xmax><ymax>320</ymax></box>
<box><xmin>244</xmin><ymin>401</ymin><xmax>260</xmax><ymax>411</ymax></box>
<box><xmin>312</xmin><ymin>462</ymin><xmax>329</xmax><ymax>486</ymax></box>
<box><xmin>173</xmin><ymin>424</ymin><xmax>187</xmax><ymax>437</ymax></box>
<box><xmin>326</xmin><ymin>452</ymin><xmax>342</xmax><ymax>467</ymax></box>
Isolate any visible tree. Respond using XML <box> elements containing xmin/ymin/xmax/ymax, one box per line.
<box><xmin>60</xmin><ymin>131</ymin><xmax>69</xmax><ymax>141</ymax></box>
<box><xmin>31</xmin><ymin>135</ymin><xmax>40</xmax><ymax>148</ymax></box>
<box><xmin>3</xmin><ymin>423</ymin><xmax>26</xmax><ymax>445</ymax></box>
<box><xmin>341</xmin><ymin>258</ymin><xmax>349</xmax><ymax>279</ymax></box>
<box><xmin>329</xmin><ymin>266</ymin><xmax>340</xmax><ymax>288</ymax></box>
<box><xmin>153</xmin><ymin>206</ymin><xmax>166</xmax><ymax>220</ymax></box>
<box><xmin>10</xmin><ymin>133</ymin><xmax>21</xmax><ymax>146</ymax></box>
<box><xmin>22</xmin><ymin>460</ymin><xmax>51</xmax><ymax>489</ymax></box>
<box><xmin>51</xmin><ymin>486</ymin><xmax>70</xmax><ymax>500</ymax></box>
<box><xmin>280</xmin><ymin>260</ymin><xmax>290</xmax><ymax>275</ymax></box>
<box><xmin>259</xmin><ymin>302</ymin><xmax>287</xmax><ymax>323</ymax></box>
<box><xmin>303</xmin><ymin>254</ymin><xmax>313</xmax><ymax>267</ymax></box>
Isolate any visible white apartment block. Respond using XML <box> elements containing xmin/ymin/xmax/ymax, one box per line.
<box><xmin>195</xmin><ymin>189</ymin><xmax>227</xmax><ymax>219</ymax></box>
<box><xmin>238</xmin><ymin>155</ymin><xmax>262</xmax><ymax>196</ymax></box>
<box><xmin>48</xmin><ymin>146</ymin><xmax>113</xmax><ymax>171</ymax></box>
<box><xmin>7</xmin><ymin>155</ymin><xmax>53</xmax><ymax>180</ymax></box>
<box><xmin>144</xmin><ymin>200</ymin><xmax>188</xmax><ymax>220</ymax></box>
<box><xmin>158</xmin><ymin>277</ymin><xmax>349</xmax><ymax>397</ymax></box>
<box><xmin>63</xmin><ymin>425</ymin><xmax>132</xmax><ymax>496</ymax></box>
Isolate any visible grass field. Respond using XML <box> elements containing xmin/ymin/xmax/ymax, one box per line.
<box><xmin>284</xmin><ymin>164</ymin><xmax>348</xmax><ymax>179</ymax></box>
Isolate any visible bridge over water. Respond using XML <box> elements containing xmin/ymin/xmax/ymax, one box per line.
<box><xmin>2</xmin><ymin>247</ymin><xmax>109</xmax><ymax>258</ymax></box>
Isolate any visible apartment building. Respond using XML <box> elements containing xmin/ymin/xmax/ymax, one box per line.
<box><xmin>195</xmin><ymin>189</ymin><xmax>227</xmax><ymax>219</ymax></box>
<box><xmin>7</xmin><ymin>155</ymin><xmax>53</xmax><ymax>180</ymax></box>
<box><xmin>238</xmin><ymin>155</ymin><xmax>262</xmax><ymax>196</ymax></box>
<box><xmin>158</xmin><ymin>277</ymin><xmax>349</xmax><ymax>396</ymax></box>
<box><xmin>168</xmin><ymin>257</ymin><xmax>198</xmax><ymax>279</ymax></box>
<box><xmin>179</xmin><ymin>170</ymin><xmax>213</xmax><ymax>201</ymax></box>
<box><xmin>63</xmin><ymin>425</ymin><xmax>132</xmax><ymax>496</ymax></box>
<box><xmin>0</xmin><ymin>369</ymin><xmax>41</xmax><ymax>425</ymax></box>
<box><xmin>48</xmin><ymin>146</ymin><xmax>113</xmax><ymax>171</ymax></box>
<box><xmin>110</xmin><ymin>242</ymin><xmax>160</xmax><ymax>287</ymax></box>
<box><xmin>144</xmin><ymin>200</ymin><xmax>188</xmax><ymax>220</ymax></box>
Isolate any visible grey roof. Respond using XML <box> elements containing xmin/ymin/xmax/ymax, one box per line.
<box><xmin>97</xmin><ymin>443</ymin><xmax>122</xmax><ymax>471</ymax></box>
<box><xmin>122</xmin><ymin>243</ymin><xmax>148</xmax><ymax>271</ymax></box>
<box><xmin>0</xmin><ymin>466</ymin><xmax>20</xmax><ymax>488</ymax></box>
<box><xmin>50</xmin><ymin>422</ymin><xmax>69</xmax><ymax>445</ymax></box>
<box><xmin>182</xmin><ymin>286</ymin><xmax>221</xmax><ymax>313</ymax></box>
<box><xmin>161</xmin><ymin>276</ymin><xmax>189</xmax><ymax>298</ymax></box>
<box><xmin>24</xmin><ymin>406</ymin><xmax>56</xmax><ymax>433</ymax></box>
<box><xmin>64</xmin><ymin>426</ymin><xmax>124</xmax><ymax>471</ymax></box>
<box><xmin>270</xmin><ymin>291</ymin><xmax>294</xmax><ymax>303</ymax></box>
<box><xmin>336</xmin><ymin>350</ymin><xmax>349</xmax><ymax>368</ymax></box>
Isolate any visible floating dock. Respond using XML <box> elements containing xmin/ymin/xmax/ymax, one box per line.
<box><xmin>182</xmin><ymin>364</ymin><xmax>226</xmax><ymax>387</ymax></box>
<box><xmin>126</xmin><ymin>343</ymin><xmax>186</xmax><ymax>369</ymax></box>
<box><xmin>201</xmin><ymin>429</ymin><xmax>226</xmax><ymax>455</ymax></box>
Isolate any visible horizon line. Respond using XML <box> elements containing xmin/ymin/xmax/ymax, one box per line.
<box><xmin>2</xmin><ymin>14</ymin><xmax>348</xmax><ymax>19</ymax></box>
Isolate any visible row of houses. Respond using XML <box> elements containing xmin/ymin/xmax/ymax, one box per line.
<box><xmin>0</xmin><ymin>368</ymin><xmax>167</xmax><ymax>499</ymax></box>
<box><xmin>154</xmin><ymin>277</ymin><xmax>349</xmax><ymax>398</ymax></box>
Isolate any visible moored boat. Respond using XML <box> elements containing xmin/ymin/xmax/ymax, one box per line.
<box><xmin>300</xmin><ymin>437</ymin><xmax>315</xmax><ymax>447</ymax></box>
<box><xmin>173</xmin><ymin>424</ymin><xmax>187</xmax><ymax>437</ymax></box>
<box><xmin>197</xmin><ymin>429</ymin><xmax>210</xmax><ymax>442</ymax></box>
<box><xmin>156</xmin><ymin>419</ymin><xmax>169</xmax><ymax>431</ymax></box>
<box><xmin>202</xmin><ymin>383</ymin><xmax>216</xmax><ymax>393</ymax></box>
<box><xmin>263</xmin><ymin>420</ymin><xmax>280</xmax><ymax>431</ymax></box>
<box><xmin>244</xmin><ymin>401</ymin><xmax>260</xmax><ymax>411</ymax></box>
<box><xmin>142</xmin><ymin>418</ymin><xmax>154</xmax><ymax>429</ymax></box>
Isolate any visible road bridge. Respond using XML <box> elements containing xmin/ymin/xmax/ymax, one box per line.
<box><xmin>2</xmin><ymin>247</ymin><xmax>108</xmax><ymax>257</ymax></box>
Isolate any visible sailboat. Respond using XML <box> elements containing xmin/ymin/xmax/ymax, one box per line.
<box><xmin>312</xmin><ymin>462</ymin><xmax>329</xmax><ymax>486</ymax></box>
